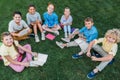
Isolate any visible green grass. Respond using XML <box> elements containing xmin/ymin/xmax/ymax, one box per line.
<box><xmin>0</xmin><ymin>0</ymin><xmax>120</xmax><ymax>80</ymax></box>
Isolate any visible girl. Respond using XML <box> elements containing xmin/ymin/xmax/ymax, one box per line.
<box><xmin>26</xmin><ymin>5</ymin><xmax>45</xmax><ymax>42</ymax></box>
<box><xmin>0</xmin><ymin>32</ymin><xmax>41</xmax><ymax>72</ymax></box>
<box><xmin>60</xmin><ymin>7</ymin><xmax>73</xmax><ymax>38</ymax></box>
<box><xmin>42</xmin><ymin>3</ymin><xmax>61</xmax><ymax>36</ymax></box>
<box><xmin>86</xmin><ymin>29</ymin><xmax>120</xmax><ymax>79</ymax></box>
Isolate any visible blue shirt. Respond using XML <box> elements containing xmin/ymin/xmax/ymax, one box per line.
<box><xmin>43</xmin><ymin>12</ymin><xmax>59</xmax><ymax>27</ymax></box>
<box><xmin>79</xmin><ymin>26</ymin><xmax>98</xmax><ymax>43</ymax></box>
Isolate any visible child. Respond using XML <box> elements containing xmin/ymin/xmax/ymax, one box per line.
<box><xmin>8</xmin><ymin>11</ymin><xmax>32</xmax><ymax>41</ymax></box>
<box><xmin>0</xmin><ymin>32</ymin><xmax>42</xmax><ymax>72</ymax></box>
<box><xmin>60</xmin><ymin>7</ymin><xmax>73</xmax><ymax>38</ymax></box>
<box><xmin>86</xmin><ymin>29</ymin><xmax>120</xmax><ymax>79</ymax></box>
<box><xmin>56</xmin><ymin>17</ymin><xmax>98</xmax><ymax>59</ymax></box>
<box><xmin>26</xmin><ymin>4</ymin><xmax>45</xmax><ymax>42</ymax></box>
<box><xmin>42</xmin><ymin>3</ymin><xmax>61</xmax><ymax>36</ymax></box>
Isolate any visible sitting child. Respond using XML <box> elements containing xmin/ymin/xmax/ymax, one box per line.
<box><xmin>42</xmin><ymin>3</ymin><xmax>61</xmax><ymax>36</ymax></box>
<box><xmin>56</xmin><ymin>17</ymin><xmax>98</xmax><ymax>59</ymax></box>
<box><xmin>26</xmin><ymin>4</ymin><xmax>45</xmax><ymax>42</ymax></box>
<box><xmin>0</xmin><ymin>32</ymin><xmax>42</xmax><ymax>72</ymax></box>
<box><xmin>86</xmin><ymin>29</ymin><xmax>120</xmax><ymax>79</ymax></box>
<box><xmin>8</xmin><ymin>11</ymin><xmax>32</xmax><ymax>41</ymax></box>
<box><xmin>60</xmin><ymin>7</ymin><xmax>73</xmax><ymax>38</ymax></box>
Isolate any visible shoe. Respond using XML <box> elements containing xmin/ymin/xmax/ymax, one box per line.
<box><xmin>35</xmin><ymin>35</ymin><xmax>40</xmax><ymax>42</ymax></box>
<box><xmin>28</xmin><ymin>33</ymin><xmax>35</xmax><ymax>38</ymax></box>
<box><xmin>72</xmin><ymin>28</ymin><xmax>79</xmax><ymax>35</ymax></box>
<box><xmin>61</xmin><ymin>38</ymin><xmax>70</xmax><ymax>42</ymax></box>
<box><xmin>41</xmin><ymin>32</ymin><xmax>45</xmax><ymax>40</ymax></box>
<box><xmin>108</xmin><ymin>58</ymin><xmax>115</xmax><ymax>65</ymax></box>
<box><xmin>72</xmin><ymin>54</ymin><xmax>82</xmax><ymax>59</ymax></box>
<box><xmin>87</xmin><ymin>71</ymin><xmax>97</xmax><ymax>79</ymax></box>
<box><xmin>29</xmin><ymin>61</ymin><xmax>39</xmax><ymax>67</ymax></box>
<box><xmin>56</xmin><ymin>41</ymin><xmax>64</xmax><ymax>49</ymax></box>
<box><xmin>54</xmin><ymin>31</ymin><xmax>59</xmax><ymax>35</ymax></box>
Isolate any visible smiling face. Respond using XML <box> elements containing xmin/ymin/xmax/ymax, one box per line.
<box><xmin>106</xmin><ymin>34</ymin><xmax>117</xmax><ymax>43</ymax></box>
<box><xmin>2</xmin><ymin>35</ymin><xmax>14</xmax><ymax>47</ymax></box>
<box><xmin>28</xmin><ymin>6</ymin><xmax>36</xmax><ymax>14</ymax></box>
<box><xmin>47</xmin><ymin>4</ymin><xmax>54</xmax><ymax>14</ymax></box>
<box><xmin>84</xmin><ymin>21</ymin><xmax>94</xmax><ymax>29</ymax></box>
<box><xmin>13</xmin><ymin>14</ymin><xmax>21</xmax><ymax>23</ymax></box>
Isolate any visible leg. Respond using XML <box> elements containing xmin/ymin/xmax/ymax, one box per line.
<box><xmin>9</xmin><ymin>58</ymin><xmax>28</xmax><ymax>72</ymax></box>
<box><xmin>18</xmin><ymin>44</ymin><xmax>32</xmax><ymax>61</ymax></box>
<box><xmin>63</xmin><ymin>26</ymin><xmax>68</xmax><ymax>38</ymax></box>
<box><xmin>67</xmin><ymin>25</ymin><xmax>71</xmax><ymax>35</ymax></box>
<box><xmin>13</xmin><ymin>28</ymin><xmax>32</xmax><ymax>40</ymax></box>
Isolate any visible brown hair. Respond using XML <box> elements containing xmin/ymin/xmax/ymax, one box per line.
<box><xmin>84</xmin><ymin>17</ymin><xmax>93</xmax><ymax>23</ymax></box>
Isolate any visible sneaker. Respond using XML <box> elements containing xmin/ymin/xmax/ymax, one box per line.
<box><xmin>72</xmin><ymin>54</ymin><xmax>82</xmax><ymax>59</ymax></box>
<box><xmin>72</xmin><ymin>28</ymin><xmax>79</xmax><ymax>35</ymax></box>
<box><xmin>61</xmin><ymin>38</ymin><xmax>70</xmax><ymax>42</ymax></box>
<box><xmin>54</xmin><ymin>31</ymin><xmax>59</xmax><ymax>35</ymax></box>
<box><xmin>41</xmin><ymin>32</ymin><xmax>45</xmax><ymax>40</ymax></box>
<box><xmin>35</xmin><ymin>35</ymin><xmax>40</xmax><ymax>42</ymax></box>
<box><xmin>87</xmin><ymin>71</ymin><xmax>97</xmax><ymax>79</ymax></box>
<box><xmin>56</xmin><ymin>41</ymin><xmax>64</xmax><ymax>49</ymax></box>
<box><xmin>29</xmin><ymin>61</ymin><xmax>39</xmax><ymax>67</ymax></box>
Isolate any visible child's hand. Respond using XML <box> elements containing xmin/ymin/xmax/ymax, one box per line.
<box><xmin>91</xmin><ymin>56</ymin><xmax>97</xmax><ymax>61</ymax></box>
<box><xmin>21</xmin><ymin>62</ymin><xmax>29</xmax><ymax>67</ymax></box>
<box><xmin>32</xmin><ymin>52</ymin><xmax>38</xmax><ymax>57</ymax></box>
<box><xmin>86</xmin><ymin>52</ymin><xmax>91</xmax><ymax>57</ymax></box>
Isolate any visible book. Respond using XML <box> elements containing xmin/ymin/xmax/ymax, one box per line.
<box><xmin>46</xmin><ymin>33</ymin><xmax>55</xmax><ymax>40</ymax></box>
<box><xmin>34</xmin><ymin>53</ymin><xmax>48</xmax><ymax>66</ymax></box>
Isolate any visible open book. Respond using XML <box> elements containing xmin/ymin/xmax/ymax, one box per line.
<box><xmin>34</xmin><ymin>53</ymin><xmax>48</xmax><ymax>66</ymax></box>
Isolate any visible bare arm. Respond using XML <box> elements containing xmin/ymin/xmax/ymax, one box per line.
<box><xmin>17</xmin><ymin>44</ymin><xmax>37</xmax><ymax>57</ymax></box>
<box><xmin>4</xmin><ymin>55</ymin><xmax>29</xmax><ymax>67</ymax></box>
<box><xmin>86</xmin><ymin>40</ymin><xmax>96</xmax><ymax>57</ymax></box>
<box><xmin>91</xmin><ymin>54</ymin><xmax>114</xmax><ymax>62</ymax></box>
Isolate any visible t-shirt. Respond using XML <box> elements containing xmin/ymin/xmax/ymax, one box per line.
<box><xmin>79</xmin><ymin>26</ymin><xmax>98</xmax><ymax>43</ymax></box>
<box><xmin>8</xmin><ymin>20</ymin><xmax>29</xmax><ymax>32</ymax></box>
<box><xmin>94</xmin><ymin>38</ymin><xmax>118</xmax><ymax>56</ymax></box>
<box><xmin>0</xmin><ymin>40</ymin><xmax>19</xmax><ymax>66</ymax></box>
<box><xmin>26</xmin><ymin>12</ymin><xmax>42</xmax><ymax>25</ymax></box>
<box><xmin>43</xmin><ymin>12</ymin><xmax>59</xmax><ymax>27</ymax></box>
<box><xmin>60</xmin><ymin>15</ymin><xmax>73</xmax><ymax>25</ymax></box>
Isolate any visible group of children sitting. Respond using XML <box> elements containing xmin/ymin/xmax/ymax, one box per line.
<box><xmin>0</xmin><ymin>3</ymin><xmax>120</xmax><ymax>79</ymax></box>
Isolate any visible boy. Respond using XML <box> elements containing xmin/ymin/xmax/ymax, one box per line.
<box><xmin>26</xmin><ymin>5</ymin><xmax>45</xmax><ymax>42</ymax></box>
<box><xmin>60</xmin><ymin>7</ymin><xmax>73</xmax><ymax>38</ymax></box>
<box><xmin>56</xmin><ymin>17</ymin><xmax>98</xmax><ymax>59</ymax></box>
<box><xmin>8</xmin><ymin>11</ymin><xmax>32</xmax><ymax>41</ymax></box>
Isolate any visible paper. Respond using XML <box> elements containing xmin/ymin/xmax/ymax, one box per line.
<box><xmin>34</xmin><ymin>53</ymin><xmax>48</xmax><ymax>66</ymax></box>
<box><xmin>46</xmin><ymin>33</ymin><xmax>55</xmax><ymax>40</ymax></box>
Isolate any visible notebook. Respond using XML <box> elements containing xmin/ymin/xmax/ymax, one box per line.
<box><xmin>46</xmin><ymin>33</ymin><xmax>56</xmax><ymax>40</ymax></box>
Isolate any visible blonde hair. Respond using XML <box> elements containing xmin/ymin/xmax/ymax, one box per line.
<box><xmin>105</xmin><ymin>29</ymin><xmax>120</xmax><ymax>43</ymax></box>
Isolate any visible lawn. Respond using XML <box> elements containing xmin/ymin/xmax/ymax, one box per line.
<box><xmin>0</xmin><ymin>0</ymin><xmax>120</xmax><ymax>80</ymax></box>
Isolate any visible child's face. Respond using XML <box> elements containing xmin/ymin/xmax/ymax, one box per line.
<box><xmin>64</xmin><ymin>9</ymin><xmax>70</xmax><ymax>17</ymax></box>
<box><xmin>2</xmin><ymin>35</ymin><xmax>14</xmax><ymax>47</ymax></box>
<box><xmin>84</xmin><ymin>21</ymin><xmax>93</xmax><ymax>29</ymax></box>
<box><xmin>13</xmin><ymin>14</ymin><xmax>21</xmax><ymax>23</ymax></box>
<box><xmin>47</xmin><ymin>5</ymin><xmax>54</xmax><ymax>14</ymax></box>
<box><xmin>28</xmin><ymin>7</ymin><xmax>36</xmax><ymax>14</ymax></box>
<box><xmin>107</xmin><ymin>35</ymin><xmax>116</xmax><ymax>43</ymax></box>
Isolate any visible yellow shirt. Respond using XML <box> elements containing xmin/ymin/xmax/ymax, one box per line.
<box><xmin>0</xmin><ymin>40</ymin><xmax>19</xmax><ymax>66</ymax></box>
<box><xmin>95</xmin><ymin>38</ymin><xmax>118</xmax><ymax>56</ymax></box>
